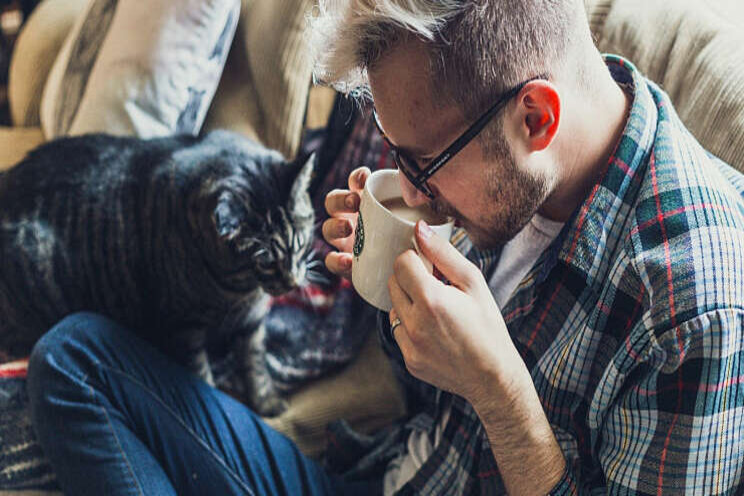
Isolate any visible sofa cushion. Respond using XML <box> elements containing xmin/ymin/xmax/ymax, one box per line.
<box><xmin>203</xmin><ymin>0</ymin><xmax>316</xmax><ymax>158</ymax></box>
<box><xmin>8</xmin><ymin>0</ymin><xmax>88</xmax><ymax>127</ymax></box>
<box><xmin>265</xmin><ymin>331</ymin><xmax>406</xmax><ymax>457</ymax></box>
<box><xmin>0</xmin><ymin>127</ymin><xmax>45</xmax><ymax>171</ymax></box>
<box><xmin>586</xmin><ymin>0</ymin><xmax>744</xmax><ymax>172</ymax></box>
<box><xmin>39</xmin><ymin>0</ymin><xmax>240</xmax><ymax>139</ymax></box>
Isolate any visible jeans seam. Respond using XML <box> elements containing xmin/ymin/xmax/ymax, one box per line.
<box><xmin>96</xmin><ymin>362</ymin><xmax>255</xmax><ymax>496</ymax></box>
<box><xmin>81</xmin><ymin>373</ymin><xmax>145</xmax><ymax>496</ymax></box>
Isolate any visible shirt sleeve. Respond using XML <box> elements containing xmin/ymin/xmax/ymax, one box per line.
<box><xmin>550</xmin><ymin>309</ymin><xmax>744</xmax><ymax>495</ymax></box>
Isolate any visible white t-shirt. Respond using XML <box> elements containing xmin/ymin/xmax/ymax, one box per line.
<box><xmin>382</xmin><ymin>213</ymin><xmax>564</xmax><ymax>495</ymax></box>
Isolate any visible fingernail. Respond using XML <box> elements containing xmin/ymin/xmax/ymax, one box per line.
<box><xmin>340</xmin><ymin>222</ymin><xmax>352</xmax><ymax>237</ymax></box>
<box><xmin>342</xmin><ymin>256</ymin><xmax>352</xmax><ymax>268</ymax></box>
<box><xmin>345</xmin><ymin>194</ymin><xmax>358</xmax><ymax>209</ymax></box>
<box><xmin>418</xmin><ymin>220</ymin><xmax>433</xmax><ymax>240</ymax></box>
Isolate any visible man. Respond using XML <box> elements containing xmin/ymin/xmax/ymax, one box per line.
<box><xmin>317</xmin><ymin>0</ymin><xmax>744</xmax><ymax>494</ymax></box>
<box><xmin>25</xmin><ymin>0</ymin><xmax>744</xmax><ymax>495</ymax></box>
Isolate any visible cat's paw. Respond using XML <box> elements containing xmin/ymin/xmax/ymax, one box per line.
<box><xmin>252</xmin><ymin>394</ymin><xmax>288</xmax><ymax>417</ymax></box>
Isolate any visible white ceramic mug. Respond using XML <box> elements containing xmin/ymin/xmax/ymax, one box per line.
<box><xmin>351</xmin><ymin>169</ymin><xmax>454</xmax><ymax>311</ymax></box>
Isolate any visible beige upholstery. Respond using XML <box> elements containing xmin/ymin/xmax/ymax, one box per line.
<box><xmin>8</xmin><ymin>0</ymin><xmax>88</xmax><ymax>128</ymax></box>
<box><xmin>0</xmin><ymin>127</ymin><xmax>44</xmax><ymax>172</ymax></box>
<box><xmin>265</xmin><ymin>331</ymin><xmax>406</xmax><ymax>457</ymax></box>
<box><xmin>0</xmin><ymin>0</ymin><xmax>322</xmax><ymax>164</ymax></box>
<box><xmin>585</xmin><ymin>0</ymin><xmax>744</xmax><ymax>172</ymax></box>
<box><xmin>203</xmin><ymin>0</ymin><xmax>316</xmax><ymax>158</ymax></box>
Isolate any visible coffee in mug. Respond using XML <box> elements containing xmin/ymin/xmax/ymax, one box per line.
<box><xmin>380</xmin><ymin>197</ymin><xmax>446</xmax><ymax>224</ymax></box>
<box><xmin>352</xmin><ymin>169</ymin><xmax>454</xmax><ymax>311</ymax></box>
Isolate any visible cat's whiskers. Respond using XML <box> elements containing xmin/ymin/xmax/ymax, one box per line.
<box><xmin>306</xmin><ymin>260</ymin><xmax>323</xmax><ymax>269</ymax></box>
<box><xmin>306</xmin><ymin>268</ymin><xmax>331</xmax><ymax>286</ymax></box>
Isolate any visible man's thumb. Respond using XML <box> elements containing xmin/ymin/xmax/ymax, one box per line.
<box><xmin>415</xmin><ymin>220</ymin><xmax>479</xmax><ymax>290</ymax></box>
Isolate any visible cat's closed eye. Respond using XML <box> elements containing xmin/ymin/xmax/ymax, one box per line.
<box><xmin>255</xmin><ymin>250</ymin><xmax>273</xmax><ymax>271</ymax></box>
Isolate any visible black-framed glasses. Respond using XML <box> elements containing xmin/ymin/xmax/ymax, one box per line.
<box><xmin>373</xmin><ymin>75</ymin><xmax>547</xmax><ymax>199</ymax></box>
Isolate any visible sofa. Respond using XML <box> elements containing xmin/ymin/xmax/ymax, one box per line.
<box><xmin>0</xmin><ymin>0</ymin><xmax>743</xmax><ymax>494</ymax></box>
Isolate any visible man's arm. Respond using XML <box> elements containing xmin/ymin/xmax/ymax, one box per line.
<box><xmin>473</xmin><ymin>309</ymin><xmax>744</xmax><ymax>496</ymax></box>
<box><xmin>387</xmin><ymin>222</ymin><xmax>568</xmax><ymax>494</ymax></box>
<box><xmin>388</xmin><ymin>221</ymin><xmax>744</xmax><ymax>495</ymax></box>
<box><xmin>469</xmin><ymin>365</ymin><xmax>567</xmax><ymax>495</ymax></box>
<box><xmin>583</xmin><ymin>310</ymin><xmax>744</xmax><ymax>494</ymax></box>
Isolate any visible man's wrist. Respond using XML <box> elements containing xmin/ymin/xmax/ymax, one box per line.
<box><xmin>470</xmin><ymin>363</ymin><xmax>566</xmax><ymax>495</ymax></box>
<box><xmin>465</xmin><ymin>342</ymin><xmax>532</xmax><ymax>417</ymax></box>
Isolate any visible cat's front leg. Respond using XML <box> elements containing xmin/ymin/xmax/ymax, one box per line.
<box><xmin>174</xmin><ymin>328</ymin><xmax>215</xmax><ymax>386</ymax></box>
<box><xmin>241</xmin><ymin>323</ymin><xmax>287</xmax><ymax>417</ymax></box>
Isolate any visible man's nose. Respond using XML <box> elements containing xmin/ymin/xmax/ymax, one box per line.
<box><xmin>398</xmin><ymin>172</ymin><xmax>429</xmax><ymax>207</ymax></box>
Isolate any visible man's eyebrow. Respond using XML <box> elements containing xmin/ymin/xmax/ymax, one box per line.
<box><xmin>397</xmin><ymin>142</ymin><xmax>435</xmax><ymax>159</ymax></box>
<box><xmin>381</xmin><ymin>130</ymin><xmax>436</xmax><ymax>159</ymax></box>
<box><xmin>373</xmin><ymin>107</ymin><xmax>436</xmax><ymax>158</ymax></box>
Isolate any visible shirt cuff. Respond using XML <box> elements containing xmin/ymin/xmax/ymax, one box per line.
<box><xmin>548</xmin><ymin>463</ymin><xmax>578</xmax><ymax>495</ymax></box>
<box><xmin>376</xmin><ymin>310</ymin><xmax>405</xmax><ymax>366</ymax></box>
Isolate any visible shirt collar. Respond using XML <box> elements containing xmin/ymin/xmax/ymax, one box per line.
<box><xmin>465</xmin><ymin>55</ymin><xmax>658</xmax><ymax>287</ymax></box>
<box><xmin>542</xmin><ymin>55</ymin><xmax>659</xmax><ymax>284</ymax></box>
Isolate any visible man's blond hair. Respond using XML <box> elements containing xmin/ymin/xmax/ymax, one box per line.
<box><xmin>310</xmin><ymin>0</ymin><xmax>595</xmax><ymax>132</ymax></box>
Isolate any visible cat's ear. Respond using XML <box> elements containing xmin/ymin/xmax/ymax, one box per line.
<box><xmin>289</xmin><ymin>152</ymin><xmax>316</xmax><ymax>201</ymax></box>
<box><xmin>213</xmin><ymin>191</ymin><xmax>246</xmax><ymax>242</ymax></box>
<box><xmin>288</xmin><ymin>152</ymin><xmax>316</xmax><ymax>217</ymax></box>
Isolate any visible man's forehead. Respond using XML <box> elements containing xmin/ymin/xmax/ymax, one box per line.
<box><xmin>368</xmin><ymin>41</ymin><xmax>465</xmax><ymax>156</ymax></box>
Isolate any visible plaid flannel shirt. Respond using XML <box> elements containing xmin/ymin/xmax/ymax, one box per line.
<box><xmin>371</xmin><ymin>55</ymin><xmax>744</xmax><ymax>495</ymax></box>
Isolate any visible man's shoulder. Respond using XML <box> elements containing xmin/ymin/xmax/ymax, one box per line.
<box><xmin>621</xmin><ymin>121</ymin><xmax>744</xmax><ymax>334</ymax></box>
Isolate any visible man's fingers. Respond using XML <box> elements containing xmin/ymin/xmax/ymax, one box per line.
<box><xmin>415</xmin><ymin>221</ymin><xmax>481</xmax><ymax>291</ymax></box>
<box><xmin>393</xmin><ymin>250</ymin><xmax>436</xmax><ymax>303</ymax></box>
<box><xmin>348</xmin><ymin>167</ymin><xmax>371</xmax><ymax>193</ymax></box>
<box><xmin>324</xmin><ymin>252</ymin><xmax>352</xmax><ymax>279</ymax></box>
<box><xmin>388</xmin><ymin>272</ymin><xmax>414</xmax><ymax>312</ymax></box>
<box><xmin>325</xmin><ymin>189</ymin><xmax>360</xmax><ymax>216</ymax></box>
<box><xmin>388</xmin><ymin>311</ymin><xmax>416</xmax><ymax>372</ymax></box>
<box><xmin>321</xmin><ymin>218</ymin><xmax>353</xmax><ymax>247</ymax></box>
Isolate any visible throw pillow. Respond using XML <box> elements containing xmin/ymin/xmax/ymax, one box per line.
<box><xmin>39</xmin><ymin>0</ymin><xmax>240</xmax><ymax>139</ymax></box>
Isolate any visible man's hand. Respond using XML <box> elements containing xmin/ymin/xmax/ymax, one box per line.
<box><xmin>387</xmin><ymin>220</ymin><xmax>524</xmax><ymax>405</ymax></box>
<box><xmin>322</xmin><ymin>167</ymin><xmax>371</xmax><ymax>279</ymax></box>
<box><xmin>389</xmin><ymin>220</ymin><xmax>566</xmax><ymax>496</ymax></box>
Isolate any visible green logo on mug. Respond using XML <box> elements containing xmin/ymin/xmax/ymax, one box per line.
<box><xmin>353</xmin><ymin>211</ymin><xmax>364</xmax><ymax>257</ymax></box>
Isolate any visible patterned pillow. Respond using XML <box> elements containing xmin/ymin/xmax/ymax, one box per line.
<box><xmin>0</xmin><ymin>360</ymin><xmax>59</xmax><ymax>492</ymax></box>
<box><xmin>39</xmin><ymin>0</ymin><xmax>240</xmax><ymax>139</ymax></box>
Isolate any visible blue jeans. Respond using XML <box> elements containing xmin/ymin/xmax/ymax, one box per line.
<box><xmin>26</xmin><ymin>312</ymin><xmax>381</xmax><ymax>495</ymax></box>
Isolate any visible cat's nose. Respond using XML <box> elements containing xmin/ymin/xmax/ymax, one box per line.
<box><xmin>283</xmin><ymin>273</ymin><xmax>300</xmax><ymax>289</ymax></box>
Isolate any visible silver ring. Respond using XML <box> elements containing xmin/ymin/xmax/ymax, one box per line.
<box><xmin>390</xmin><ymin>317</ymin><xmax>402</xmax><ymax>333</ymax></box>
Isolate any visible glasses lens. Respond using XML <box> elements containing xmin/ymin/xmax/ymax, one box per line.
<box><xmin>392</xmin><ymin>151</ymin><xmax>434</xmax><ymax>199</ymax></box>
<box><xmin>393</xmin><ymin>151</ymin><xmax>417</xmax><ymax>180</ymax></box>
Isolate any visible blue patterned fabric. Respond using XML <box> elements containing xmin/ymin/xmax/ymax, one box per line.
<box><xmin>0</xmin><ymin>364</ymin><xmax>56</xmax><ymax>490</ymax></box>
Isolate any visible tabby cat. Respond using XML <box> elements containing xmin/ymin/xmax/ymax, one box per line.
<box><xmin>0</xmin><ymin>130</ymin><xmax>317</xmax><ymax>416</ymax></box>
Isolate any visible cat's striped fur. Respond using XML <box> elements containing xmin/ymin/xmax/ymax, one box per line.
<box><xmin>0</xmin><ymin>130</ymin><xmax>316</xmax><ymax>416</ymax></box>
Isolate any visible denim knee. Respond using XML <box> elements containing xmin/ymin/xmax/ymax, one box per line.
<box><xmin>27</xmin><ymin>312</ymin><xmax>113</xmax><ymax>402</ymax></box>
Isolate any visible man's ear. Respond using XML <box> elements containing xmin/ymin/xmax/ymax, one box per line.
<box><xmin>515</xmin><ymin>80</ymin><xmax>561</xmax><ymax>152</ymax></box>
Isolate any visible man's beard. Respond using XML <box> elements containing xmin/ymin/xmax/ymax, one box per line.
<box><xmin>430</xmin><ymin>144</ymin><xmax>550</xmax><ymax>250</ymax></box>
